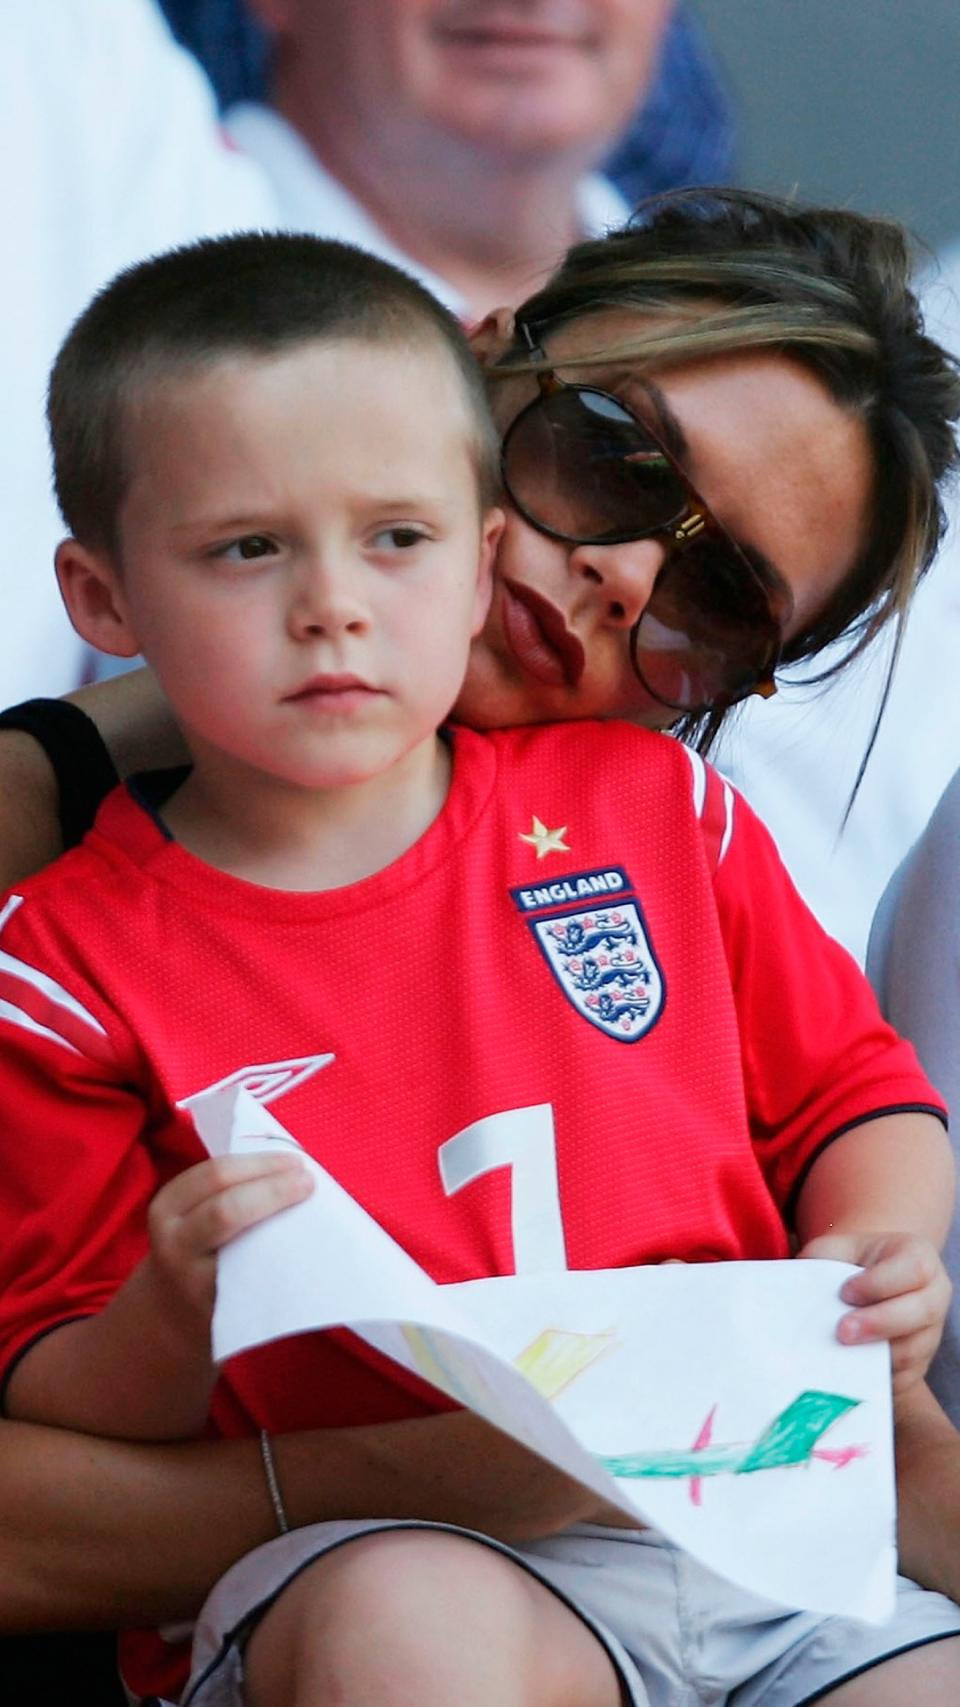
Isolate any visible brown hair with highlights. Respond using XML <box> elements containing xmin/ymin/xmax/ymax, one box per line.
<box><xmin>503</xmin><ymin>190</ymin><xmax>960</xmax><ymax>762</ymax></box>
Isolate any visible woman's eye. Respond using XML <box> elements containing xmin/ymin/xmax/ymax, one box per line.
<box><xmin>370</xmin><ymin>526</ymin><xmax>428</xmax><ymax>552</ymax></box>
<box><xmin>219</xmin><ymin>534</ymin><xmax>277</xmax><ymax>562</ymax></box>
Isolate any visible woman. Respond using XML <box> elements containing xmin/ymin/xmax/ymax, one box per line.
<box><xmin>2</xmin><ymin>189</ymin><xmax>960</xmax><ymax>1686</ymax></box>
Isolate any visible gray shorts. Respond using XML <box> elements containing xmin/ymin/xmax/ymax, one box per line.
<box><xmin>181</xmin><ymin>1518</ymin><xmax>960</xmax><ymax>1707</ymax></box>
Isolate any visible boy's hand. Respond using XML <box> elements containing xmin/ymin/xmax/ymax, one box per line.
<box><xmin>147</xmin><ymin>1150</ymin><xmax>313</xmax><ymax>1332</ymax></box>
<box><xmin>799</xmin><ymin>1232</ymin><xmax>951</xmax><ymax>1395</ymax></box>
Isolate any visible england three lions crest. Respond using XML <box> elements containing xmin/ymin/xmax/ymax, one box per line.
<box><xmin>511</xmin><ymin>866</ymin><xmax>665</xmax><ymax>1042</ymax></box>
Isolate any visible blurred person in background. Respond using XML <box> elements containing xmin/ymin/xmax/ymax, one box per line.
<box><xmin>604</xmin><ymin>2</ymin><xmax>735</xmax><ymax>203</ymax></box>
<box><xmin>159</xmin><ymin>0</ymin><xmax>736</xmax><ymax>212</ymax></box>
<box><xmin>171</xmin><ymin>0</ymin><xmax>693</xmax><ymax>316</ymax></box>
<box><xmin>2</xmin><ymin>0</ymin><xmax>274</xmax><ymax>706</ymax></box>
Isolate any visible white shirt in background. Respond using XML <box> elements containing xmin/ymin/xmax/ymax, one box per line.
<box><xmin>3</xmin><ymin>0</ymin><xmax>274</xmax><ymax>703</ymax></box>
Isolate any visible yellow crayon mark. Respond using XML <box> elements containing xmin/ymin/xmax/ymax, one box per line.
<box><xmin>514</xmin><ymin>1327</ymin><xmax>617</xmax><ymax>1400</ymax></box>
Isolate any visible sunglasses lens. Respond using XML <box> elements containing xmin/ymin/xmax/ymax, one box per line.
<box><xmin>631</xmin><ymin>538</ymin><xmax>780</xmax><ymax>711</ymax></box>
<box><xmin>503</xmin><ymin>388</ymin><xmax>688</xmax><ymax>542</ymax></box>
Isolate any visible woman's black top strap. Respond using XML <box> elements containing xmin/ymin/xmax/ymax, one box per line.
<box><xmin>0</xmin><ymin>698</ymin><xmax>120</xmax><ymax>850</ymax></box>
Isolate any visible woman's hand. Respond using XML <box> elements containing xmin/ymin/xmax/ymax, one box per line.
<box><xmin>799</xmin><ymin>1230</ymin><xmax>951</xmax><ymax>1395</ymax></box>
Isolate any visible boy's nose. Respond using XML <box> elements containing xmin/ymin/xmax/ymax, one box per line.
<box><xmin>287</xmin><ymin>555</ymin><xmax>368</xmax><ymax>638</ymax></box>
<box><xmin>568</xmin><ymin>537</ymin><xmax>668</xmax><ymax>629</ymax></box>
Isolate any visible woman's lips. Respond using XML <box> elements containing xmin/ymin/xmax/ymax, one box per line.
<box><xmin>500</xmin><ymin>581</ymin><xmax>585</xmax><ymax>688</ymax></box>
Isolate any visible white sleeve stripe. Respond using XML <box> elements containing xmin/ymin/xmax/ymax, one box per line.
<box><xmin>719</xmin><ymin>781</ymin><xmax>735</xmax><ymax>865</ymax></box>
<box><xmin>0</xmin><ymin>894</ymin><xmax>24</xmax><ymax>932</ymax></box>
<box><xmin>0</xmin><ymin>997</ymin><xmax>83</xmax><ymax>1058</ymax></box>
<box><xmin>0</xmin><ymin>947</ymin><xmax>110</xmax><ymax>1038</ymax></box>
<box><xmin>683</xmin><ymin>746</ymin><xmax>707</xmax><ymax>818</ymax></box>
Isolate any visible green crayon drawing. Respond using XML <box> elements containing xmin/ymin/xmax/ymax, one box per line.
<box><xmin>398</xmin><ymin>1323</ymin><xmax>869</xmax><ymax>1513</ymax></box>
<box><xmin>599</xmin><ymin>1390</ymin><xmax>865</xmax><ymax>1489</ymax></box>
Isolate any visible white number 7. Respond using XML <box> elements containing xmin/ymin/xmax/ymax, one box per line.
<box><xmin>437</xmin><ymin>1104</ymin><xmax>568</xmax><ymax>1274</ymax></box>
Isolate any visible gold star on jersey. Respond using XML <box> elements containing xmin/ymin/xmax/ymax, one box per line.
<box><xmin>519</xmin><ymin>816</ymin><xmax>570</xmax><ymax>859</ymax></box>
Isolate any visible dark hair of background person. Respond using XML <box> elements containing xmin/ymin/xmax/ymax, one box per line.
<box><xmin>48</xmin><ymin>232</ymin><xmax>501</xmax><ymax>560</ymax></box>
<box><xmin>156</xmin><ymin>0</ymin><xmax>738</xmax><ymax>203</ymax></box>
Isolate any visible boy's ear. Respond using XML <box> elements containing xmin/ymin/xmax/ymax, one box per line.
<box><xmin>468</xmin><ymin>309</ymin><xmax>516</xmax><ymax>369</ymax></box>
<box><xmin>472</xmin><ymin>508</ymin><xmax>504</xmax><ymax>636</ymax></box>
<box><xmin>54</xmin><ymin>539</ymin><xmax>141</xmax><ymax>659</ymax></box>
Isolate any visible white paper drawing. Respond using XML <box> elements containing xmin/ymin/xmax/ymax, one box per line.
<box><xmin>193</xmin><ymin>1086</ymin><xmax>896</xmax><ymax>1625</ymax></box>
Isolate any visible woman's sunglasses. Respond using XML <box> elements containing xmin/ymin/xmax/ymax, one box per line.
<box><xmin>499</xmin><ymin>327</ymin><xmax>787</xmax><ymax>713</ymax></box>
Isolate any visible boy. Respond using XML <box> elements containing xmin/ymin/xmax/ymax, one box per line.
<box><xmin>0</xmin><ymin>234</ymin><xmax>956</xmax><ymax>1705</ymax></box>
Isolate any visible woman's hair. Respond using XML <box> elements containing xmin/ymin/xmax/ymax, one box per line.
<box><xmin>506</xmin><ymin>189</ymin><xmax>960</xmax><ymax>759</ymax></box>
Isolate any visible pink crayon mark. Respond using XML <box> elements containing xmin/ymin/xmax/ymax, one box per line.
<box><xmin>689</xmin><ymin>1403</ymin><xmax>717</xmax><ymax>1507</ymax></box>
<box><xmin>813</xmin><ymin>1445</ymin><xmax>868</xmax><ymax>1469</ymax></box>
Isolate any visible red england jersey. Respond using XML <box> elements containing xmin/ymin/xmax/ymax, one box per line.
<box><xmin>0</xmin><ymin>722</ymin><xmax>942</xmax><ymax>1698</ymax></box>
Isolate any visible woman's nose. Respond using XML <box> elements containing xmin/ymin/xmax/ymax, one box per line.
<box><xmin>287</xmin><ymin>554</ymin><xmax>368</xmax><ymax>639</ymax></box>
<box><xmin>568</xmin><ymin>537</ymin><xmax>668</xmax><ymax>629</ymax></box>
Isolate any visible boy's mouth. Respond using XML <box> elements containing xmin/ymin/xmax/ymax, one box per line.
<box><xmin>284</xmin><ymin>674</ymin><xmax>382</xmax><ymax>709</ymax></box>
<box><xmin>500</xmin><ymin>581</ymin><xmax>585</xmax><ymax>688</ymax></box>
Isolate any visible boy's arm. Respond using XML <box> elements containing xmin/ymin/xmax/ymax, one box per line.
<box><xmin>5</xmin><ymin>1152</ymin><xmax>312</xmax><ymax>1439</ymax></box>
<box><xmin>794</xmin><ymin>1110</ymin><xmax>953</xmax><ymax>1249</ymax></box>
<box><xmin>794</xmin><ymin>1111</ymin><xmax>953</xmax><ymax>1395</ymax></box>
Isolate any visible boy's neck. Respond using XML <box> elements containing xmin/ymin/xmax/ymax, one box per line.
<box><xmin>160</xmin><ymin>735</ymin><xmax>453</xmax><ymax>892</ymax></box>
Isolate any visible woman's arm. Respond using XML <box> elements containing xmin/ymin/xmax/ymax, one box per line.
<box><xmin>0</xmin><ymin>1412</ymin><xmax>596</xmax><ymax>1631</ymax></box>
<box><xmin>69</xmin><ymin>669</ymin><xmax>185</xmax><ymax>780</ymax></box>
<box><xmin>0</xmin><ymin>729</ymin><xmax>65</xmax><ymax>884</ymax></box>
<box><xmin>0</xmin><ymin>671</ymin><xmax>183</xmax><ymax>888</ymax></box>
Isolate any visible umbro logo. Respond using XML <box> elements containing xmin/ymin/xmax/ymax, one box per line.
<box><xmin>179</xmin><ymin>1053</ymin><xmax>335</xmax><ymax>1110</ymax></box>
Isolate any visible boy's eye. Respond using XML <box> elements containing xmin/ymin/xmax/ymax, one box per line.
<box><xmin>219</xmin><ymin>534</ymin><xmax>277</xmax><ymax>562</ymax></box>
<box><xmin>370</xmin><ymin>526</ymin><xmax>429</xmax><ymax>552</ymax></box>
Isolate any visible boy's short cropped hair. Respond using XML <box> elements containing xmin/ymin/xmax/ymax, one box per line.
<box><xmin>48</xmin><ymin>232</ymin><xmax>501</xmax><ymax>556</ymax></box>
